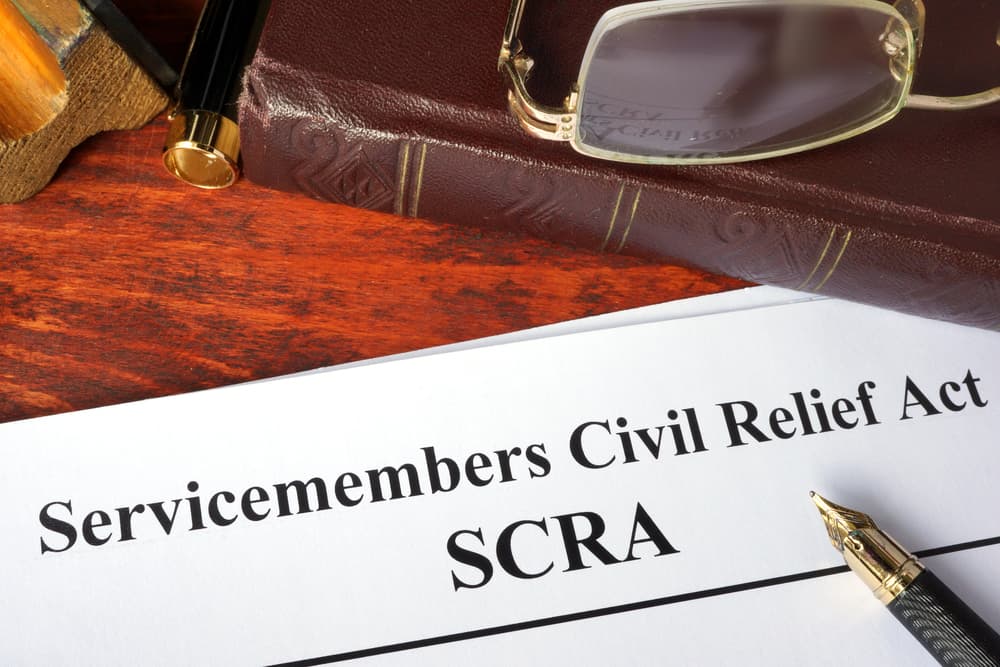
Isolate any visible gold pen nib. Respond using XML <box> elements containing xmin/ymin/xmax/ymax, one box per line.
<box><xmin>809</xmin><ymin>491</ymin><xmax>877</xmax><ymax>553</ymax></box>
<box><xmin>810</xmin><ymin>492</ymin><xmax>922</xmax><ymax>604</ymax></box>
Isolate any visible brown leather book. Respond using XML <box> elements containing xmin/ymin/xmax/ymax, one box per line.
<box><xmin>238</xmin><ymin>0</ymin><xmax>1000</xmax><ymax>329</ymax></box>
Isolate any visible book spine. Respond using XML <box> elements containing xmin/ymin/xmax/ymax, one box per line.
<box><xmin>239</xmin><ymin>68</ymin><xmax>1000</xmax><ymax>331</ymax></box>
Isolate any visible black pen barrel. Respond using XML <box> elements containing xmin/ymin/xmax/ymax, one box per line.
<box><xmin>888</xmin><ymin>570</ymin><xmax>1000</xmax><ymax>667</ymax></box>
<box><xmin>176</xmin><ymin>0</ymin><xmax>270</xmax><ymax>122</ymax></box>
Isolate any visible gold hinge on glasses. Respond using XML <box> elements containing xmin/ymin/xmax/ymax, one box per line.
<box><xmin>499</xmin><ymin>0</ymin><xmax>578</xmax><ymax>141</ymax></box>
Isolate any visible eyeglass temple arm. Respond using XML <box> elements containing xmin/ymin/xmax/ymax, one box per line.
<box><xmin>898</xmin><ymin>0</ymin><xmax>1000</xmax><ymax>110</ymax></box>
<box><xmin>907</xmin><ymin>88</ymin><xmax>1000</xmax><ymax>110</ymax></box>
<box><xmin>903</xmin><ymin>11</ymin><xmax>1000</xmax><ymax>112</ymax></box>
<box><xmin>499</xmin><ymin>0</ymin><xmax>577</xmax><ymax>141</ymax></box>
<box><xmin>499</xmin><ymin>0</ymin><xmax>527</xmax><ymax>63</ymax></box>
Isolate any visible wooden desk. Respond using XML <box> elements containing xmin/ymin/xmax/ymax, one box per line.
<box><xmin>0</xmin><ymin>3</ymin><xmax>747</xmax><ymax>424</ymax></box>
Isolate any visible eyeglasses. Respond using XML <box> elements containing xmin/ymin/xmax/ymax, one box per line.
<box><xmin>499</xmin><ymin>0</ymin><xmax>999</xmax><ymax>165</ymax></box>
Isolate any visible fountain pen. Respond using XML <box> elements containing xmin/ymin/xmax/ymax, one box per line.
<box><xmin>810</xmin><ymin>492</ymin><xmax>1000</xmax><ymax>667</ymax></box>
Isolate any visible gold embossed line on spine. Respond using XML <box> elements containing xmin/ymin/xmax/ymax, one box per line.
<box><xmin>798</xmin><ymin>228</ymin><xmax>852</xmax><ymax>292</ymax></box>
<box><xmin>394</xmin><ymin>141</ymin><xmax>430</xmax><ymax>218</ymax></box>
<box><xmin>600</xmin><ymin>184</ymin><xmax>642</xmax><ymax>254</ymax></box>
<box><xmin>163</xmin><ymin>0</ymin><xmax>271</xmax><ymax>189</ymax></box>
<box><xmin>408</xmin><ymin>143</ymin><xmax>428</xmax><ymax>218</ymax></box>
<box><xmin>614</xmin><ymin>186</ymin><xmax>643</xmax><ymax>254</ymax></box>
<box><xmin>600</xmin><ymin>184</ymin><xmax>626</xmax><ymax>252</ymax></box>
<box><xmin>810</xmin><ymin>492</ymin><xmax>923</xmax><ymax>604</ymax></box>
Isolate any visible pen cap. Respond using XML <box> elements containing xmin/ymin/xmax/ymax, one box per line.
<box><xmin>163</xmin><ymin>0</ymin><xmax>271</xmax><ymax>189</ymax></box>
<box><xmin>164</xmin><ymin>109</ymin><xmax>240</xmax><ymax>189</ymax></box>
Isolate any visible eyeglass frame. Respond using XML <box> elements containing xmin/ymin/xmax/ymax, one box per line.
<box><xmin>498</xmin><ymin>0</ymin><xmax>1000</xmax><ymax>163</ymax></box>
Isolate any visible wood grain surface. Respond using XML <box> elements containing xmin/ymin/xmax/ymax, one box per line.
<box><xmin>0</xmin><ymin>3</ymin><xmax>747</xmax><ymax>424</ymax></box>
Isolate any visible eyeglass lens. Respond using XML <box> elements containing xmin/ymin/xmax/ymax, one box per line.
<box><xmin>577</xmin><ymin>2</ymin><xmax>913</xmax><ymax>161</ymax></box>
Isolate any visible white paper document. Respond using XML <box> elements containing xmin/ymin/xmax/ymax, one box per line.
<box><xmin>1</xmin><ymin>292</ymin><xmax>998</xmax><ymax>666</ymax></box>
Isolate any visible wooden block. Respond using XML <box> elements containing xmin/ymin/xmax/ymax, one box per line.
<box><xmin>0</xmin><ymin>0</ymin><xmax>168</xmax><ymax>203</ymax></box>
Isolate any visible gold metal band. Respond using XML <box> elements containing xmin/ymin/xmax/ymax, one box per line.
<box><xmin>835</xmin><ymin>518</ymin><xmax>925</xmax><ymax>604</ymax></box>
<box><xmin>499</xmin><ymin>0</ymin><xmax>578</xmax><ymax>142</ymax></box>
<box><xmin>162</xmin><ymin>109</ymin><xmax>240</xmax><ymax>189</ymax></box>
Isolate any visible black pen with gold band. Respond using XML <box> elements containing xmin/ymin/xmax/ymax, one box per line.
<box><xmin>163</xmin><ymin>0</ymin><xmax>271</xmax><ymax>189</ymax></box>
<box><xmin>811</xmin><ymin>493</ymin><xmax>1000</xmax><ymax>667</ymax></box>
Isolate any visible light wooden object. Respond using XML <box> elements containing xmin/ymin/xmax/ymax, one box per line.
<box><xmin>0</xmin><ymin>0</ymin><xmax>167</xmax><ymax>203</ymax></box>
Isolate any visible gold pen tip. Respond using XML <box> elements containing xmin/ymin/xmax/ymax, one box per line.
<box><xmin>809</xmin><ymin>491</ymin><xmax>874</xmax><ymax>553</ymax></box>
<box><xmin>810</xmin><ymin>491</ymin><xmax>834</xmax><ymax>513</ymax></box>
